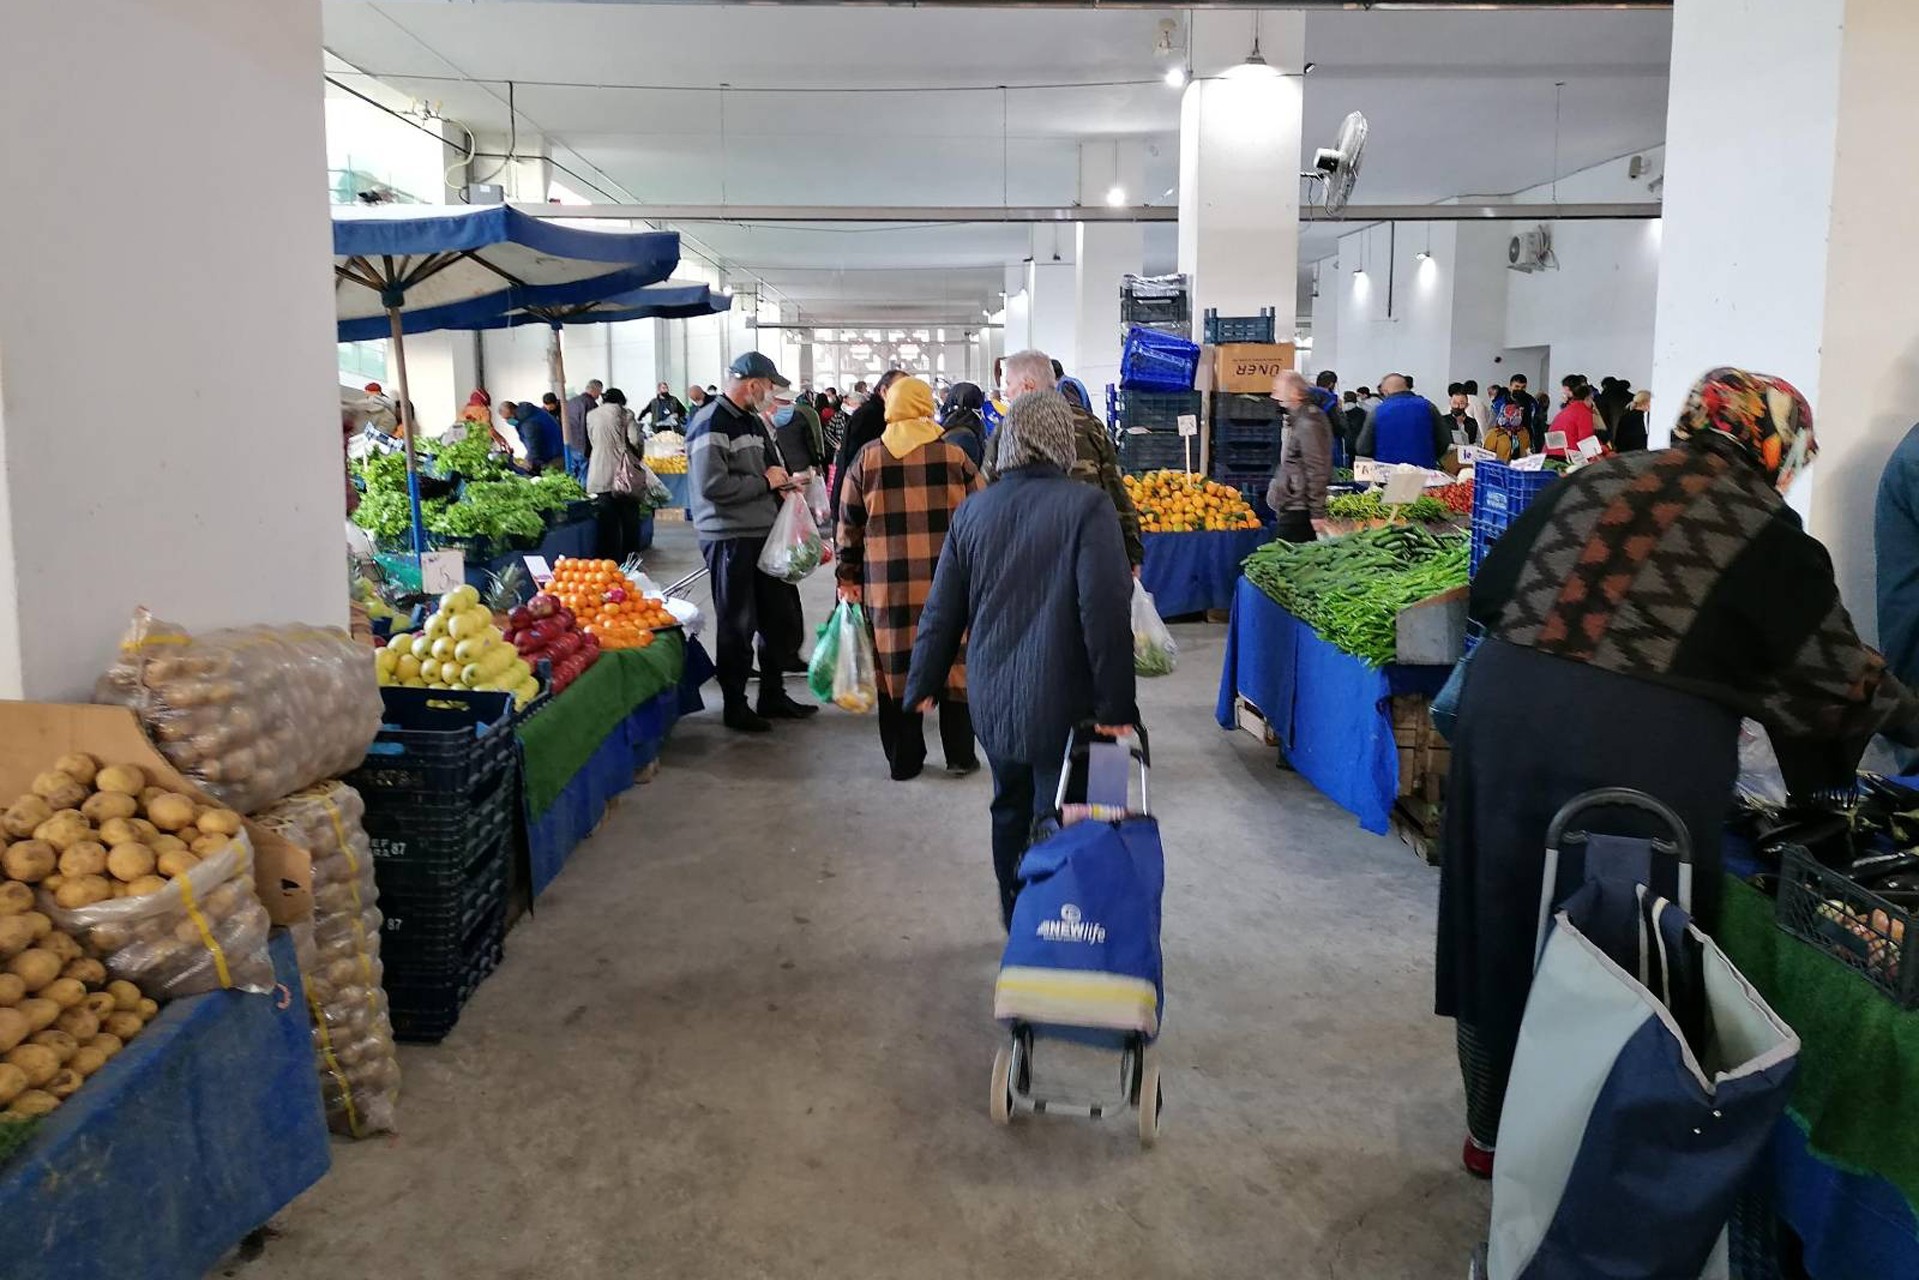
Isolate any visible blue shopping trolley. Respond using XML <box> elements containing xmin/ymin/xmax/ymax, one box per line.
<box><xmin>990</xmin><ymin>723</ymin><xmax>1166</xmax><ymax>1146</ymax></box>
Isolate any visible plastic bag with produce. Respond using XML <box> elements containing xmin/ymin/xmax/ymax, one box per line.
<box><xmin>1131</xmin><ymin>580</ymin><xmax>1179</xmax><ymax>677</ymax></box>
<box><xmin>830</xmin><ymin>602</ymin><xmax>879</xmax><ymax>714</ymax></box>
<box><xmin>757</xmin><ymin>491</ymin><xmax>826</xmax><ymax>583</ymax></box>
<box><xmin>806</xmin><ymin>612</ymin><xmax>842</xmax><ymax>705</ymax></box>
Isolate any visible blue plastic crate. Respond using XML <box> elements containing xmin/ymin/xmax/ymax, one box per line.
<box><xmin>1469</xmin><ymin>459</ymin><xmax>1559</xmax><ymax>574</ymax></box>
<box><xmin>1119</xmin><ymin>326</ymin><xmax>1201</xmax><ymax>392</ymax></box>
<box><xmin>1202</xmin><ymin>308</ymin><xmax>1277</xmax><ymax>344</ymax></box>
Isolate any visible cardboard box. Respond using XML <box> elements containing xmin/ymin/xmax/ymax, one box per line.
<box><xmin>1211</xmin><ymin>343</ymin><xmax>1297</xmax><ymax>394</ymax></box>
<box><xmin>0</xmin><ymin>702</ymin><xmax>313</xmax><ymax>925</ymax></box>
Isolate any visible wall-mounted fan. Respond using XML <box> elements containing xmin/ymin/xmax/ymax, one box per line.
<box><xmin>1303</xmin><ymin>111</ymin><xmax>1368</xmax><ymax>216</ymax></box>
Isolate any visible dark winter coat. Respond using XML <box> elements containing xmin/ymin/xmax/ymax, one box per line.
<box><xmin>829</xmin><ymin>394</ymin><xmax>890</xmax><ymax>522</ymax></box>
<box><xmin>906</xmin><ymin>463</ymin><xmax>1137</xmax><ymax>764</ymax></box>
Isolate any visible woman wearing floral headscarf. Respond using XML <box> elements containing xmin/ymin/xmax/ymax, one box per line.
<box><xmin>1435</xmin><ymin>366</ymin><xmax>1919</xmax><ymax>1180</ymax></box>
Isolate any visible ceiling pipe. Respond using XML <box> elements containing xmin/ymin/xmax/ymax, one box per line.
<box><xmin>520</xmin><ymin>201</ymin><xmax>1662</xmax><ymax>224</ymax></box>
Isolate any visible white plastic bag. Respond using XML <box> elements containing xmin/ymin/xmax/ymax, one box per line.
<box><xmin>1131</xmin><ymin>580</ymin><xmax>1179</xmax><ymax>677</ymax></box>
<box><xmin>758</xmin><ymin>490</ymin><xmax>826</xmax><ymax>582</ymax></box>
<box><xmin>831</xmin><ymin>602</ymin><xmax>879</xmax><ymax>714</ymax></box>
<box><xmin>803</xmin><ymin>473</ymin><xmax>831</xmax><ymax>527</ymax></box>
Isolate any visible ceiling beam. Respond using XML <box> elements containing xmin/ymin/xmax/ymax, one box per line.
<box><xmin>521</xmin><ymin>201</ymin><xmax>1661</xmax><ymax>224</ymax></box>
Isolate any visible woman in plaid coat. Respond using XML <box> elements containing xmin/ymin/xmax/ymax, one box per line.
<box><xmin>837</xmin><ymin>377</ymin><xmax>986</xmax><ymax>780</ymax></box>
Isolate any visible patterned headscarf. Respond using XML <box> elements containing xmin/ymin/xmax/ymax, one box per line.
<box><xmin>1671</xmin><ymin>367</ymin><xmax>1816</xmax><ymax>492</ymax></box>
<box><xmin>996</xmin><ymin>389</ymin><xmax>1077</xmax><ymax>472</ymax></box>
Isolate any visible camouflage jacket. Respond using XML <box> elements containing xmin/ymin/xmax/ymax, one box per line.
<box><xmin>1067</xmin><ymin>402</ymin><xmax>1145</xmax><ymax>566</ymax></box>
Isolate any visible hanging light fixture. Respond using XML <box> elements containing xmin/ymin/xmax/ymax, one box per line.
<box><xmin>1104</xmin><ymin>139</ymin><xmax>1126</xmax><ymax>207</ymax></box>
<box><xmin>1164</xmin><ymin>65</ymin><xmax>1187</xmax><ymax>88</ymax></box>
<box><xmin>1245</xmin><ymin>12</ymin><xmax>1266</xmax><ymax>66</ymax></box>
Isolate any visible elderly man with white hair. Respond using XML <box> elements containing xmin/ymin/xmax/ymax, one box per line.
<box><xmin>1268</xmin><ymin>370</ymin><xmax>1336</xmax><ymax>543</ymax></box>
<box><xmin>996</xmin><ymin>350</ymin><xmax>1143</xmax><ymax>571</ymax></box>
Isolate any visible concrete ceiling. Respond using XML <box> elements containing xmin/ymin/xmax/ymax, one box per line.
<box><xmin>323</xmin><ymin>2</ymin><xmax>1672</xmax><ymax>322</ymax></box>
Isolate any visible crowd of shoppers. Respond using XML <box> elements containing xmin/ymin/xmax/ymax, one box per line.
<box><xmin>1330</xmin><ymin>365</ymin><xmax>1651</xmax><ymax>466</ymax></box>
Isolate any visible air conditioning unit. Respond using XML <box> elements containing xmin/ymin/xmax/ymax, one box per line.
<box><xmin>1508</xmin><ymin>226</ymin><xmax>1553</xmax><ymax>273</ymax></box>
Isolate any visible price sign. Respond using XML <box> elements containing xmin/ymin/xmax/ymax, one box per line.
<box><xmin>1381</xmin><ymin>465</ymin><xmax>1426</xmax><ymax>507</ymax></box>
<box><xmin>1176</xmin><ymin>414</ymin><xmax>1199</xmax><ymax>438</ymax></box>
<box><xmin>523</xmin><ymin>555</ymin><xmax>554</xmax><ymax>587</ymax></box>
<box><xmin>1543</xmin><ymin>430</ymin><xmax>1568</xmax><ymax>454</ymax></box>
<box><xmin>1353</xmin><ymin>457</ymin><xmax>1381</xmax><ymax>483</ymax></box>
<box><xmin>420</xmin><ymin>550</ymin><xmax>466</xmax><ymax>594</ymax></box>
<box><xmin>1577</xmin><ymin>435</ymin><xmax>1604</xmax><ymax>461</ymax></box>
<box><xmin>1457</xmin><ymin>444</ymin><xmax>1495</xmax><ymax>466</ymax></box>
<box><xmin>1510</xmin><ymin>453</ymin><xmax>1548</xmax><ymax>472</ymax></box>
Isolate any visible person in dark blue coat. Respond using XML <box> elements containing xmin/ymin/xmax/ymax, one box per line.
<box><xmin>906</xmin><ymin>389</ymin><xmax>1138</xmax><ymax>928</ymax></box>
<box><xmin>1355</xmin><ymin>373</ymin><xmax>1450</xmax><ymax>468</ymax></box>
<box><xmin>504</xmin><ymin>400</ymin><xmax>565</xmax><ymax>473</ymax></box>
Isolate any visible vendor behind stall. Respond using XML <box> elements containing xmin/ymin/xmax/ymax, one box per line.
<box><xmin>504</xmin><ymin>400</ymin><xmax>565</xmax><ymax>473</ymax></box>
<box><xmin>1437</xmin><ymin>366</ymin><xmax>1919</xmax><ymax>1180</ymax></box>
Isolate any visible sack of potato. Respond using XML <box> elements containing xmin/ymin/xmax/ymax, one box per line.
<box><xmin>258</xmin><ymin>782</ymin><xmax>399</xmax><ymax>1137</ymax></box>
<box><xmin>4</xmin><ymin>755</ymin><xmax>275</xmax><ymax>998</ymax></box>
<box><xmin>94</xmin><ymin>608</ymin><xmax>383</xmax><ymax>815</ymax></box>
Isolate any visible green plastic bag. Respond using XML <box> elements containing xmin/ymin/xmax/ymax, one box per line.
<box><xmin>807</xmin><ymin>609</ymin><xmax>841</xmax><ymax>703</ymax></box>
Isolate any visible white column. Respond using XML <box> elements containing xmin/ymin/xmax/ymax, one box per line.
<box><xmin>1651</xmin><ymin>0</ymin><xmax>1919</xmax><ymax>638</ymax></box>
<box><xmin>0</xmin><ymin>0</ymin><xmax>342</xmax><ymax>699</ymax></box>
<box><xmin>1074</xmin><ymin>140</ymin><xmax>1145</xmax><ymax>400</ymax></box>
<box><xmin>1177</xmin><ymin>12</ymin><xmax>1305</xmax><ymax>334</ymax></box>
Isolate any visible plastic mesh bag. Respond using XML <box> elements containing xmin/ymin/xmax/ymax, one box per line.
<box><xmin>43</xmin><ymin>835</ymin><xmax>275</xmax><ymax>998</ymax></box>
<box><xmin>94</xmin><ymin>609</ymin><xmax>383</xmax><ymax>814</ymax></box>
<box><xmin>258</xmin><ymin>781</ymin><xmax>398</xmax><ymax>1137</ymax></box>
<box><xmin>1131</xmin><ymin>580</ymin><xmax>1179</xmax><ymax>677</ymax></box>
<box><xmin>757</xmin><ymin>491</ymin><xmax>826</xmax><ymax>583</ymax></box>
<box><xmin>830</xmin><ymin>602</ymin><xmax>878</xmax><ymax>714</ymax></box>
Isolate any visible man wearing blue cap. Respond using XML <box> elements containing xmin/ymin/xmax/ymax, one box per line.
<box><xmin>688</xmin><ymin>351</ymin><xmax>818</xmax><ymax>732</ymax></box>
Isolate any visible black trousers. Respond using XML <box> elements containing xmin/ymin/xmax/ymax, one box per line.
<box><xmin>985</xmin><ymin>753</ymin><xmax>1063</xmax><ymax>929</ymax></box>
<box><xmin>700</xmin><ymin>534</ymin><xmax>802</xmax><ymax>708</ymax></box>
<box><xmin>876</xmin><ymin>692</ymin><xmax>976</xmax><ymax>780</ymax></box>
<box><xmin>1273</xmin><ymin>509</ymin><xmax>1318</xmax><ymax>544</ymax></box>
<box><xmin>594</xmin><ymin>494</ymin><xmax>642</xmax><ymax>562</ymax></box>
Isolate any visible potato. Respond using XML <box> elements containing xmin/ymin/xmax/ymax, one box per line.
<box><xmin>155</xmin><ymin>850</ymin><xmax>197</xmax><ymax>879</ymax></box>
<box><xmin>0</xmin><ymin>918</ymin><xmax>34</xmax><ymax>961</ymax></box>
<box><xmin>196</xmin><ymin>808</ymin><xmax>244</xmax><ymax>837</ymax></box>
<box><xmin>39</xmin><ymin>933</ymin><xmax>78</xmax><ymax>964</ymax></box>
<box><xmin>124</xmin><ymin>876</ymin><xmax>168</xmax><ymax>898</ymax></box>
<box><xmin>93</xmin><ymin>765</ymin><xmax>145</xmax><ymax>796</ymax></box>
<box><xmin>2</xmin><ymin>841</ymin><xmax>55</xmax><ymax>884</ymax></box>
<box><xmin>96</xmin><ymin>817</ymin><xmax>140</xmax><ymax>848</ymax></box>
<box><xmin>52</xmin><ymin>754</ymin><xmax>98</xmax><ymax>787</ymax></box>
<box><xmin>30</xmin><ymin>818</ymin><xmax>90</xmax><ymax>854</ymax></box>
<box><xmin>0</xmin><ymin>975</ymin><xmax>23</xmax><ymax>1007</ymax></box>
<box><xmin>102</xmin><ymin>1011</ymin><xmax>143</xmax><ymax>1041</ymax></box>
<box><xmin>7</xmin><ymin>950</ymin><xmax>59</xmax><ymax>992</ymax></box>
<box><xmin>139</xmin><ymin>785</ymin><xmax>170</xmax><ymax>808</ymax></box>
<box><xmin>89</xmin><ymin>1032</ymin><xmax>123</xmax><ymax>1059</ymax></box>
<box><xmin>57</xmin><ymin>841</ymin><xmax>107</xmax><ymax>877</ymax></box>
<box><xmin>54</xmin><ymin>1007</ymin><xmax>96</xmax><ymax>1042</ymax></box>
<box><xmin>30</xmin><ymin>771</ymin><xmax>86</xmax><ymax>809</ymax></box>
<box><xmin>0</xmin><ymin>1010</ymin><xmax>26</xmax><ymax>1053</ymax></box>
<box><xmin>38</xmin><ymin>874</ymin><xmax>61</xmax><ymax>895</ymax></box>
<box><xmin>0</xmin><ymin>883</ymin><xmax>31</xmax><ymax>918</ymax></box>
<box><xmin>59</xmin><ymin>958</ymin><xmax>104</xmax><ymax>987</ymax></box>
<box><xmin>135</xmin><ymin>998</ymin><xmax>158</xmax><ymax>1021</ymax></box>
<box><xmin>29</xmin><ymin>1029</ymin><xmax>76</xmax><ymax>1064</ymax></box>
<box><xmin>39</xmin><ymin>979</ymin><xmax>84</xmax><ymax>1011</ymax></box>
<box><xmin>85</xmin><ymin>924</ymin><xmax>126</xmax><ymax>953</ymax></box>
<box><xmin>106</xmin><ymin>980</ymin><xmax>140</xmax><ymax>1012</ymax></box>
<box><xmin>104</xmin><ymin>844</ymin><xmax>154</xmax><ymax>883</ymax></box>
<box><xmin>1</xmin><ymin>796</ymin><xmax>52</xmax><ymax>840</ymax></box>
<box><xmin>190</xmin><ymin>834</ymin><xmax>231</xmax><ymax>858</ymax></box>
<box><xmin>21</xmin><ymin>913</ymin><xmax>49</xmax><ymax>941</ymax></box>
<box><xmin>44</xmin><ymin>1068</ymin><xmax>82</xmax><ymax>1099</ymax></box>
<box><xmin>81</xmin><ymin>993</ymin><xmax>115</xmax><ymax>1020</ymax></box>
<box><xmin>128</xmin><ymin>819</ymin><xmax>161</xmax><ymax>844</ymax></box>
<box><xmin>80</xmin><ymin>791</ymin><xmax>137</xmax><ymax>824</ymax></box>
<box><xmin>7</xmin><ymin>1090</ymin><xmax>58</xmax><ymax>1117</ymax></box>
<box><xmin>17</xmin><ymin>999</ymin><xmax>57</xmax><ymax>1033</ymax></box>
<box><xmin>68</xmin><ymin>1045</ymin><xmax>105</xmax><ymax>1078</ymax></box>
<box><xmin>53</xmin><ymin>877</ymin><xmax>111</xmax><ymax>910</ymax></box>
<box><xmin>150</xmin><ymin>833</ymin><xmax>188</xmax><ymax>856</ymax></box>
<box><xmin>144</xmin><ymin>794</ymin><xmax>197</xmax><ymax>833</ymax></box>
<box><xmin>0</xmin><ymin>1063</ymin><xmax>24</xmax><ymax>1105</ymax></box>
<box><xmin>6</xmin><ymin>1043</ymin><xmax>58</xmax><ymax>1087</ymax></box>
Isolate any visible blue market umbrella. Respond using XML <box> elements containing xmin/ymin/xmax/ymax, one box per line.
<box><xmin>332</xmin><ymin>204</ymin><xmax>680</xmax><ymax>553</ymax></box>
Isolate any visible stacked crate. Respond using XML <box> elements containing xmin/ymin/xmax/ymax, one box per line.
<box><xmin>1208</xmin><ymin>392</ymin><xmax>1284</xmax><ymax>519</ymax></box>
<box><xmin>1114</xmin><ymin>389</ymin><xmax>1205</xmax><ymax>475</ymax></box>
<box><xmin>1201</xmin><ymin>309</ymin><xmax>1277</xmax><ymax>345</ymax></box>
<box><xmin>1120</xmin><ymin>273</ymin><xmax>1191</xmax><ymax>338</ymax></box>
<box><xmin>345</xmin><ymin>688</ymin><xmax>518</xmax><ymax>1042</ymax></box>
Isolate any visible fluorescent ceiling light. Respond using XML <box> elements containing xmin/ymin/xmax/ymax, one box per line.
<box><xmin>1105</xmin><ymin>185</ymin><xmax>1127</xmax><ymax>208</ymax></box>
<box><xmin>1164</xmin><ymin>66</ymin><xmax>1188</xmax><ymax>88</ymax></box>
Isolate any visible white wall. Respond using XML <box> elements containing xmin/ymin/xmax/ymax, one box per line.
<box><xmin>1329</xmin><ymin>221</ymin><xmax>1460</xmax><ymax>400</ymax></box>
<box><xmin>0</xmin><ymin>0</ymin><xmax>343</xmax><ymax>699</ymax></box>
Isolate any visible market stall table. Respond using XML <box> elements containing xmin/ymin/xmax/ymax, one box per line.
<box><xmin>1214</xmin><ymin>576</ymin><xmax>1448</xmax><ymax>833</ymax></box>
<box><xmin>1139</xmin><ymin>526</ymin><xmax>1271</xmax><ymax>618</ymax></box>
<box><xmin>0</xmin><ymin>932</ymin><xmax>328</xmax><ymax>1280</ymax></box>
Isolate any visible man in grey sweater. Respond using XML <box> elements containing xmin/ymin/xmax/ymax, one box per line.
<box><xmin>688</xmin><ymin>352</ymin><xmax>817</xmax><ymax>732</ymax></box>
<box><xmin>1267</xmin><ymin>371</ymin><xmax>1334</xmax><ymax>544</ymax></box>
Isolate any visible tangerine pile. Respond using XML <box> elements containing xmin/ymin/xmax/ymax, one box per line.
<box><xmin>1123</xmin><ymin>470</ymin><xmax>1261</xmax><ymax>533</ymax></box>
<box><xmin>548</xmin><ymin>558</ymin><xmax>677</xmax><ymax>650</ymax></box>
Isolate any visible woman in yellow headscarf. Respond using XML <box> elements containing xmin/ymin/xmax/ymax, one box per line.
<box><xmin>835</xmin><ymin>376</ymin><xmax>986</xmax><ymax>780</ymax></box>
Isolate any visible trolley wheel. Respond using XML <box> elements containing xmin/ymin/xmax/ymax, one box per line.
<box><xmin>1137</xmin><ymin>1063</ymin><xmax>1161</xmax><ymax>1147</ymax></box>
<box><xmin>989</xmin><ymin>1045</ymin><xmax>1014</xmax><ymax>1126</ymax></box>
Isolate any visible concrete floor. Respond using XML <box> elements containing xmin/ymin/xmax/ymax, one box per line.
<box><xmin>244</xmin><ymin>520</ymin><xmax>1489</xmax><ymax>1280</ymax></box>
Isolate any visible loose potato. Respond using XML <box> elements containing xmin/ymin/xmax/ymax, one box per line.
<box><xmin>0</xmin><ymin>917</ymin><xmax>35</xmax><ymax>961</ymax></box>
<box><xmin>102</xmin><ymin>1011</ymin><xmax>143</xmax><ymax>1041</ymax></box>
<box><xmin>0</xmin><ymin>1009</ymin><xmax>27</xmax><ymax>1053</ymax></box>
<box><xmin>59</xmin><ymin>957</ymin><xmax>104</xmax><ymax>987</ymax></box>
<box><xmin>53</xmin><ymin>877</ymin><xmax>111</xmax><ymax>910</ymax></box>
<box><xmin>38</xmin><ymin>874</ymin><xmax>62</xmax><ymax>895</ymax></box>
<box><xmin>0</xmin><ymin>1063</ymin><xmax>24</xmax><ymax>1105</ymax></box>
<box><xmin>7</xmin><ymin>950</ymin><xmax>59</xmax><ymax>992</ymax></box>
<box><xmin>30</xmin><ymin>818</ymin><xmax>90</xmax><ymax>854</ymax></box>
<box><xmin>104</xmin><ymin>844</ymin><xmax>154</xmax><ymax>883</ymax></box>
<box><xmin>81</xmin><ymin>993</ymin><xmax>116</xmax><ymax>1020</ymax></box>
<box><xmin>150</xmin><ymin>833</ymin><xmax>188</xmax><ymax>856</ymax></box>
<box><xmin>106</xmin><ymin>980</ymin><xmax>140</xmax><ymax>1012</ymax></box>
<box><xmin>88</xmin><ymin>1032</ymin><xmax>123</xmax><ymax>1059</ymax></box>
<box><xmin>1</xmin><ymin>796</ymin><xmax>52</xmax><ymax>840</ymax></box>
<box><xmin>39</xmin><ymin>934</ymin><xmax>78</xmax><ymax>964</ymax></box>
<box><xmin>17</xmin><ymin>999</ymin><xmax>58</xmax><ymax>1033</ymax></box>
<box><xmin>53</xmin><ymin>1007</ymin><xmax>97</xmax><ymax>1042</ymax></box>
<box><xmin>124</xmin><ymin>875</ymin><xmax>168</xmax><ymax>898</ymax></box>
<box><xmin>7</xmin><ymin>1089</ymin><xmax>58</xmax><ymax>1117</ymax></box>
<box><xmin>96</xmin><ymin>817</ymin><xmax>140</xmax><ymax>848</ymax></box>
<box><xmin>2</xmin><ymin>841</ymin><xmax>55</xmax><ymax>884</ymax></box>
<box><xmin>44</xmin><ymin>1069</ymin><xmax>82</xmax><ymax>1099</ymax></box>
<box><xmin>80</xmin><ymin>791</ymin><xmax>137</xmax><ymax>824</ymax></box>
<box><xmin>139</xmin><ymin>786</ymin><xmax>170</xmax><ymax>808</ymax></box>
<box><xmin>29</xmin><ymin>1029</ymin><xmax>76</xmax><ymax>1063</ymax></box>
<box><xmin>196</xmin><ymin>809</ymin><xmax>244</xmax><ymax>837</ymax></box>
<box><xmin>52</xmin><ymin>754</ymin><xmax>98</xmax><ymax>787</ymax></box>
<box><xmin>31</xmin><ymin>771</ymin><xmax>86</xmax><ymax>808</ymax></box>
<box><xmin>135</xmin><ymin>998</ymin><xmax>158</xmax><ymax>1020</ymax></box>
<box><xmin>21</xmin><ymin>914</ymin><xmax>49</xmax><ymax>941</ymax></box>
<box><xmin>145</xmin><ymin>794</ymin><xmax>197</xmax><ymax>833</ymax></box>
<box><xmin>57</xmin><ymin>841</ymin><xmax>107</xmax><ymax>877</ymax></box>
<box><xmin>93</xmin><ymin>765</ymin><xmax>145</xmax><ymax>796</ymax></box>
<box><xmin>0</xmin><ymin>975</ymin><xmax>23</xmax><ymax>1007</ymax></box>
<box><xmin>68</xmin><ymin>1045</ymin><xmax>105</xmax><ymax>1078</ymax></box>
<box><xmin>39</xmin><ymin>979</ymin><xmax>84</xmax><ymax>1011</ymax></box>
<box><xmin>84</xmin><ymin>923</ymin><xmax>126</xmax><ymax>953</ymax></box>
<box><xmin>155</xmin><ymin>850</ymin><xmax>197</xmax><ymax>879</ymax></box>
<box><xmin>6</xmin><ymin>1043</ymin><xmax>59</xmax><ymax>1087</ymax></box>
<box><xmin>0</xmin><ymin>883</ymin><xmax>32</xmax><ymax>917</ymax></box>
<box><xmin>190</xmin><ymin>834</ymin><xmax>231</xmax><ymax>858</ymax></box>
<box><xmin>128</xmin><ymin>819</ymin><xmax>161</xmax><ymax>844</ymax></box>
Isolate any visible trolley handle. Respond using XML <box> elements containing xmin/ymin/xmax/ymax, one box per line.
<box><xmin>1054</xmin><ymin>721</ymin><xmax>1152</xmax><ymax>818</ymax></box>
<box><xmin>1535</xmin><ymin>787</ymin><xmax>1694</xmax><ymax>964</ymax></box>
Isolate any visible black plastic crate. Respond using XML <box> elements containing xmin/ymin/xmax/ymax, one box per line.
<box><xmin>347</xmin><ymin>687</ymin><xmax>516</xmax><ymax>801</ymax></box>
<box><xmin>1118</xmin><ymin>432</ymin><xmax>1199</xmax><ymax>475</ymax></box>
<box><xmin>1215</xmin><ymin>440</ymin><xmax>1281</xmax><ymax>472</ymax></box>
<box><xmin>385</xmin><ymin>905</ymin><xmax>506</xmax><ymax>1043</ymax></box>
<box><xmin>1202</xmin><ymin>308</ymin><xmax>1277</xmax><ymax>344</ymax></box>
<box><xmin>1776</xmin><ymin>845</ymin><xmax>1919</xmax><ymax>1007</ymax></box>
<box><xmin>362</xmin><ymin>779</ymin><xmax>515</xmax><ymax>894</ymax></box>
<box><xmin>377</xmin><ymin>836</ymin><xmax>509</xmax><ymax>965</ymax></box>
<box><xmin>1118</xmin><ymin>390</ymin><xmax>1204</xmax><ymax>432</ymax></box>
<box><xmin>1213</xmin><ymin>418</ymin><xmax>1282</xmax><ymax>448</ymax></box>
<box><xmin>1212</xmin><ymin>392</ymin><xmax>1282</xmax><ymax>423</ymax></box>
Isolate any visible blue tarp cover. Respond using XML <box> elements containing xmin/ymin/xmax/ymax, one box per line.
<box><xmin>1139</xmin><ymin>527</ymin><xmax>1271</xmax><ymax>617</ymax></box>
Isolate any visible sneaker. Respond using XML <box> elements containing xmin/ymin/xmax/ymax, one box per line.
<box><xmin>723</xmin><ymin>705</ymin><xmax>772</xmax><ymax>733</ymax></box>
<box><xmin>1461</xmin><ymin>1136</ymin><xmax>1495</xmax><ymax>1180</ymax></box>
<box><xmin>945</xmin><ymin>760</ymin><xmax>981</xmax><ymax>777</ymax></box>
<box><xmin>757</xmin><ymin>694</ymin><xmax>819</xmax><ymax>720</ymax></box>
